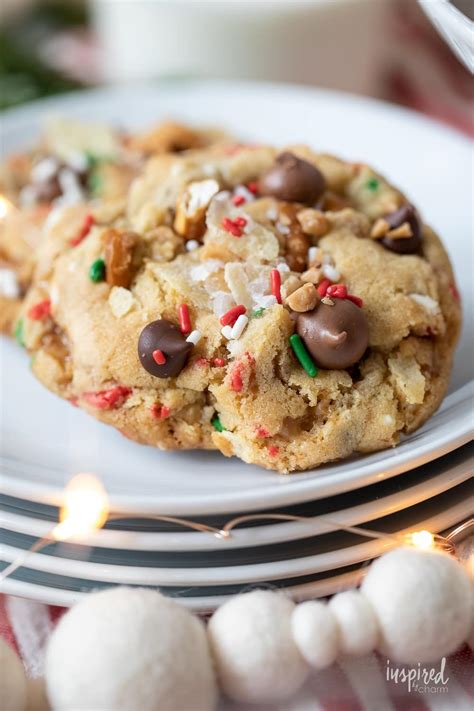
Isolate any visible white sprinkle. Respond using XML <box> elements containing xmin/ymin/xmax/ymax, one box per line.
<box><xmin>19</xmin><ymin>185</ymin><xmax>37</xmax><ymax>209</ymax></box>
<box><xmin>221</xmin><ymin>325</ymin><xmax>233</xmax><ymax>340</ymax></box>
<box><xmin>230</xmin><ymin>314</ymin><xmax>249</xmax><ymax>339</ymax></box>
<box><xmin>49</xmin><ymin>284</ymin><xmax>59</xmax><ymax>307</ymax></box>
<box><xmin>276</xmin><ymin>222</ymin><xmax>290</xmax><ymax>235</ymax></box>
<box><xmin>55</xmin><ymin>168</ymin><xmax>84</xmax><ymax>206</ymax></box>
<box><xmin>66</xmin><ymin>151</ymin><xmax>88</xmax><ymax>173</ymax></box>
<box><xmin>186</xmin><ymin>240</ymin><xmax>200</xmax><ymax>252</ymax></box>
<box><xmin>383</xmin><ymin>415</ymin><xmax>395</xmax><ymax>426</ymax></box>
<box><xmin>0</xmin><ymin>269</ymin><xmax>20</xmax><ymax>299</ymax></box>
<box><xmin>308</xmin><ymin>246</ymin><xmax>320</xmax><ymax>264</ymax></box>
<box><xmin>226</xmin><ymin>339</ymin><xmax>246</xmax><ymax>357</ymax></box>
<box><xmin>266</xmin><ymin>207</ymin><xmax>278</xmax><ymax>222</ymax></box>
<box><xmin>31</xmin><ymin>157</ymin><xmax>59</xmax><ymax>183</ymax></box>
<box><xmin>276</xmin><ymin>262</ymin><xmax>290</xmax><ymax>273</ymax></box>
<box><xmin>186</xmin><ymin>329</ymin><xmax>202</xmax><ymax>346</ymax></box>
<box><xmin>42</xmin><ymin>205</ymin><xmax>66</xmax><ymax>233</ymax></box>
<box><xmin>190</xmin><ymin>259</ymin><xmax>223</xmax><ymax>282</ymax></box>
<box><xmin>254</xmin><ymin>294</ymin><xmax>277</xmax><ymax>309</ymax></box>
<box><xmin>322</xmin><ymin>264</ymin><xmax>340</xmax><ymax>281</ymax></box>
<box><xmin>409</xmin><ymin>293</ymin><xmax>440</xmax><ymax>313</ymax></box>
<box><xmin>234</xmin><ymin>185</ymin><xmax>255</xmax><ymax>203</ymax></box>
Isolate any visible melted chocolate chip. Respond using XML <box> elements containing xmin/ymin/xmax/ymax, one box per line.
<box><xmin>259</xmin><ymin>152</ymin><xmax>326</xmax><ymax>205</ymax></box>
<box><xmin>381</xmin><ymin>204</ymin><xmax>422</xmax><ymax>254</ymax></box>
<box><xmin>138</xmin><ymin>319</ymin><xmax>192</xmax><ymax>378</ymax></box>
<box><xmin>296</xmin><ymin>298</ymin><xmax>369</xmax><ymax>370</ymax></box>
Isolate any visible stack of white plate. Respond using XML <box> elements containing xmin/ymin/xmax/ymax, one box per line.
<box><xmin>1</xmin><ymin>83</ymin><xmax>472</xmax><ymax>610</ymax></box>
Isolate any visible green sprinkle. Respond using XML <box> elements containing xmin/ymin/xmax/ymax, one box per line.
<box><xmin>88</xmin><ymin>170</ymin><xmax>103</xmax><ymax>198</ymax></box>
<box><xmin>289</xmin><ymin>334</ymin><xmax>318</xmax><ymax>378</ymax></box>
<box><xmin>366</xmin><ymin>177</ymin><xmax>379</xmax><ymax>192</ymax></box>
<box><xmin>211</xmin><ymin>415</ymin><xmax>225</xmax><ymax>432</ymax></box>
<box><xmin>251</xmin><ymin>308</ymin><xmax>265</xmax><ymax>319</ymax></box>
<box><xmin>14</xmin><ymin>318</ymin><xmax>25</xmax><ymax>347</ymax></box>
<box><xmin>89</xmin><ymin>258</ymin><xmax>106</xmax><ymax>283</ymax></box>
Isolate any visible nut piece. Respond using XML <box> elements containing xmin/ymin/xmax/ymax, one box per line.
<box><xmin>370</xmin><ymin>217</ymin><xmax>390</xmax><ymax>239</ymax></box>
<box><xmin>386</xmin><ymin>222</ymin><xmax>413</xmax><ymax>239</ymax></box>
<box><xmin>280</xmin><ymin>275</ymin><xmax>303</xmax><ymax>301</ymax></box>
<box><xmin>129</xmin><ymin>121</ymin><xmax>205</xmax><ymax>155</ymax></box>
<box><xmin>104</xmin><ymin>228</ymin><xmax>138</xmax><ymax>288</ymax></box>
<box><xmin>279</xmin><ymin>204</ymin><xmax>311</xmax><ymax>273</ymax></box>
<box><xmin>297</xmin><ymin>208</ymin><xmax>329</xmax><ymax>238</ymax></box>
<box><xmin>285</xmin><ymin>283</ymin><xmax>319</xmax><ymax>312</ymax></box>
<box><xmin>301</xmin><ymin>267</ymin><xmax>323</xmax><ymax>284</ymax></box>
<box><xmin>174</xmin><ymin>179</ymin><xmax>220</xmax><ymax>241</ymax></box>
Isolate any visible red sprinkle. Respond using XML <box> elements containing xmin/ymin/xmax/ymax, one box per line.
<box><xmin>346</xmin><ymin>294</ymin><xmax>363</xmax><ymax>308</ymax></box>
<box><xmin>27</xmin><ymin>299</ymin><xmax>51</xmax><ymax>321</ymax></box>
<box><xmin>267</xmin><ymin>445</ymin><xmax>280</xmax><ymax>457</ymax></box>
<box><xmin>83</xmin><ymin>385</ymin><xmax>131</xmax><ymax>410</ymax></box>
<box><xmin>270</xmin><ymin>268</ymin><xmax>282</xmax><ymax>304</ymax></box>
<box><xmin>247</xmin><ymin>181</ymin><xmax>259</xmax><ymax>194</ymax></box>
<box><xmin>317</xmin><ymin>279</ymin><xmax>332</xmax><ymax>297</ymax></box>
<box><xmin>152</xmin><ymin>349</ymin><xmax>166</xmax><ymax>365</ymax></box>
<box><xmin>150</xmin><ymin>404</ymin><xmax>171</xmax><ymax>419</ymax></box>
<box><xmin>212</xmin><ymin>357</ymin><xmax>226</xmax><ymax>367</ymax></box>
<box><xmin>327</xmin><ymin>284</ymin><xmax>348</xmax><ymax>299</ymax></box>
<box><xmin>221</xmin><ymin>216</ymin><xmax>247</xmax><ymax>237</ymax></box>
<box><xmin>449</xmin><ymin>283</ymin><xmax>460</xmax><ymax>302</ymax></box>
<box><xmin>71</xmin><ymin>213</ymin><xmax>95</xmax><ymax>247</ymax></box>
<box><xmin>178</xmin><ymin>303</ymin><xmax>191</xmax><ymax>334</ymax></box>
<box><xmin>255</xmin><ymin>426</ymin><xmax>270</xmax><ymax>438</ymax></box>
<box><xmin>220</xmin><ymin>304</ymin><xmax>247</xmax><ymax>327</ymax></box>
<box><xmin>232</xmin><ymin>194</ymin><xmax>246</xmax><ymax>206</ymax></box>
<box><xmin>194</xmin><ymin>357</ymin><xmax>209</xmax><ymax>367</ymax></box>
<box><xmin>231</xmin><ymin>371</ymin><xmax>243</xmax><ymax>392</ymax></box>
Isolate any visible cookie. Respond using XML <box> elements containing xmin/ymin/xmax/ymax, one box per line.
<box><xmin>0</xmin><ymin>119</ymin><xmax>222</xmax><ymax>335</ymax></box>
<box><xmin>20</xmin><ymin>140</ymin><xmax>461</xmax><ymax>472</ymax></box>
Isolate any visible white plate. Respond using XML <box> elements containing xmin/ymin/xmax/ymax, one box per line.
<box><xmin>1</xmin><ymin>491</ymin><xmax>470</xmax><ymax>589</ymax></box>
<box><xmin>1</xmin><ymin>81</ymin><xmax>473</xmax><ymax>515</ymax></box>
<box><xmin>1</xmin><ymin>445</ymin><xmax>471</xmax><ymax>550</ymax></box>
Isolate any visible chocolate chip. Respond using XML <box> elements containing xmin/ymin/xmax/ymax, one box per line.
<box><xmin>381</xmin><ymin>204</ymin><xmax>422</xmax><ymax>254</ymax></box>
<box><xmin>259</xmin><ymin>152</ymin><xmax>326</xmax><ymax>205</ymax></box>
<box><xmin>296</xmin><ymin>298</ymin><xmax>369</xmax><ymax>370</ymax></box>
<box><xmin>138</xmin><ymin>319</ymin><xmax>192</xmax><ymax>378</ymax></box>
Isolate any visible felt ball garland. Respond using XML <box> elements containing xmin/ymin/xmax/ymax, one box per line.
<box><xmin>0</xmin><ymin>547</ymin><xmax>457</xmax><ymax>709</ymax></box>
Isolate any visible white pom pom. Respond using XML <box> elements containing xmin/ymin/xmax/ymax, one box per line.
<box><xmin>328</xmin><ymin>590</ymin><xmax>378</xmax><ymax>657</ymax></box>
<box><xmin>208</xmin><ymin>590</ymin><xmax>308</xmax><ymax>703</ymax></box>
<box><xmin>46</xmin><ymin>587</ymin><xmax>217</xmax><ymax>711</ymax></box>
<box><xmin>291</xmin><ymin>601</ymin><xmax>339</xmax><ymax>669</ymax></box>
<box><xmin>0</xmin><ymin>638</ymin><xmax>27</xmax><ymax>711</ymax></box>
<box><xmin>361</xmin><ymin>547</ymin><xmax>472</xmax><ymax>663</ymax></box>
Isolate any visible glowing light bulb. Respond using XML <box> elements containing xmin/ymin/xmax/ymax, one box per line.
<box><xmin>407</xmin><ymin>530</ymin><xmax>435</xmax><ymax>550</ymax></box>
<box><xmin>53</xmin><ymin>473</ymin><xmax>109</xmax><ymax>541</ymax></box>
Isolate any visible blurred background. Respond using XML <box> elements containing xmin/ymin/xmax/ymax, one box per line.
<box><xmin>0</xmin><ymin>0</ymin><xmax>472</xmax><ymax>135</ymax></box>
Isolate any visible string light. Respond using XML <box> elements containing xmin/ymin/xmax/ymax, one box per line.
<box><xmin>0</xmin><ymin>473</ymin><xmax>109</xmax><ymax>582</ymax></box>
<box><xmin>1</xmin><ymin>474</ymin><xmax>466</xmax><ymax>583</ymax></box>
<box><xmin>0</xmin><ymin>194</ymin><xmax>13</xmax><ymax>219</ymax></box>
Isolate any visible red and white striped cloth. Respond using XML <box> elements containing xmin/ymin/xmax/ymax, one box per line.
<box><xmin>2</xmin><ymin>593</ymin><xmax>473</xmax><ymax>711</ymax></box>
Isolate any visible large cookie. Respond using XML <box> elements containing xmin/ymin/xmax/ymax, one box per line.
<box><xmin>20</xmin><ymin>140</ymin><xmax>461</xmax><ymax>472</ymax></box>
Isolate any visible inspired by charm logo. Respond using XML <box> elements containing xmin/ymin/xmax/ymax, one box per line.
<box><xmin>386</xmin><ymin>657</ymin><xmax>450</xmax><ymax>694</ymax></box>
